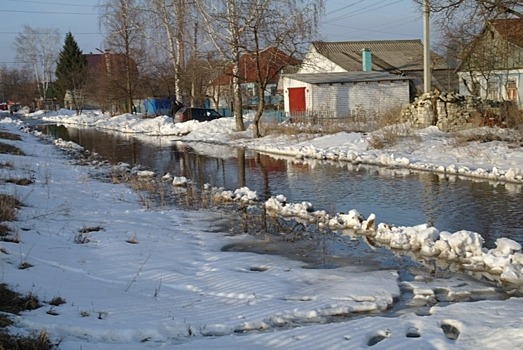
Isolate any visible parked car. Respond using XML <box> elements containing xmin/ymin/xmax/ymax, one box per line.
<box><xmin>174</xmin><ymin>107</ymin><xmax>223</xmax><ymax>123</ymax></box>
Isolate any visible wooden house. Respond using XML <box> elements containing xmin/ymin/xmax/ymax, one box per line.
<box><xmin>457</xmin><ymin>18</ymin><xmax>523</xmax><ymax>107</ymax></box>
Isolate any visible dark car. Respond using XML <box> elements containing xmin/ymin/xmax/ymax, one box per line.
<box><xmin>174</xmin><ymin>107</ymin><xmax>223</xmax><ymax>123</ymax></box>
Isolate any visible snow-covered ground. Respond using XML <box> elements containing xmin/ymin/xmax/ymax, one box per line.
<box><xmin>1</xmin><ymin>110</ymin><xmax>523</xmax><ymax>349</ymax></box>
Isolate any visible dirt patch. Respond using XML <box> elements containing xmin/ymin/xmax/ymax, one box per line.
<box><xmin>4</xmin><ymin>178</ymin><xmax>33</xmax><ymax>186</ymax></box>
<box><xmin>0</xmin><ymin>284</ymin><xmax>40</xmax><ymax>314</ymax></box>
<box><xmin>0</xmin><ymin>131</ymin><xmax>22</xmax><ymax>141</ymax></box>
<box><xmin>0</xmin><ymin>141</ymin><xmax>25</xmax><ymax>155</ymax></box>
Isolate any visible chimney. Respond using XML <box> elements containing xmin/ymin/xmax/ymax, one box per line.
<box><xmin>361</xmin><ymin>48</ymin><xmax>372</xmax><ymax>72</ymax></box>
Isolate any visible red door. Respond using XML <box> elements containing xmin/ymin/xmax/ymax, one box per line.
<box><xmin>288</xmin><ymin>87</ymin><xmax>306</xmax><ymax>112</ymax></box>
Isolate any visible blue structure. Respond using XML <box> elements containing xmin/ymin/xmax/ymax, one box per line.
<box><xmin>143</xmin><ymin>98</ymin><xmax>176</xmax><ymax>116</ymax></box>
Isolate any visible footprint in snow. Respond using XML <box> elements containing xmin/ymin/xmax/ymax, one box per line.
<box><xmin>405</xmin><ymin>326</ymin><xmax>421</xmax><ymax>338</ymax></box>
<box><xmin>440</xmin><ymin>320</ymin><xmax>461</xmax><ymax>340</ymax></box>
<box><xmin>367</xmin><ymin>329</ymin><xmax>391</xmax><ymax>346</ymax></box>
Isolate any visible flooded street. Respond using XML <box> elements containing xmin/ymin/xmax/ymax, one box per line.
<box><xmin>31</xmin><ymin>123</ymin><xmax>523</xmax><ymax>316</ymax></box>
<box><xmin>40</xmin><ymin>124</ymin><xmax>523</xmax><ymax>249</ymax></box>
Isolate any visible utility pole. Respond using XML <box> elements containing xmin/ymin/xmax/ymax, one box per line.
<box><xmin>423</xmin><ymin>0</ymin><xmax>431</xmax><ymax>93</ymax></box>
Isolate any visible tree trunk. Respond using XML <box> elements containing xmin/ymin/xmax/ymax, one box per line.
<box><xmin>252</xmin><ymin>84</ymin><xmax>265</xmax><ymax>138</ymax></box>
<box><xmin>175</xmin><ymin>0</ymin><xmax>185</xmax><ymax>103</ymax></box>
<box><xmin>232</xmin><ymin>53</ymin><xmax>245</xmax><ymax>131</ymax></box>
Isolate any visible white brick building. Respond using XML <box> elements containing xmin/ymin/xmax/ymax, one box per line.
<box><xmin>280</xmin><ymin>40</ymin><xmax>455</xmax><ymax>118</ymax></box>
<box><xmin>282</xmin><ymin>72</ymin><xmax>411</xmax><ymax>118</ymax></box>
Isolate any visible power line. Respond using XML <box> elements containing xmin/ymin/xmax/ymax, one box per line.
<box><xmin>324</xmin><ymin>0</ymin><xmax>367</xmax><ymax>16</ymax></box>
<box><xmin>3</xmin><ymin>9</ymin><xmax>97</xmax><ymax>15</ymax></box>
<box><xmin>323</xmin><ymin>17</ymin><xmax>421</xmax><ymax>38</ymax></box>
<box><xmin>7</xmin><ymin>0</ymin><xmax>95</xmax><ymax>7</ymax></box>
<box><xmin>327</xmin><ymin>0</ymin><xmax>406</xmax><ymax>23</ymax></box>
<box><xmin>0</xmin><ymin>31</ymin><xmax>103</xmax><ymax>35</ymax></box>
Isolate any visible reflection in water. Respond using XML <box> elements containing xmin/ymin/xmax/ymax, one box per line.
<box><xmin>40</xmin><ymin>125</ymin><xmax>523</xmax><ymax>247</ymax></box>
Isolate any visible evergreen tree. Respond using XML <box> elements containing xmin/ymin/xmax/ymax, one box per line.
<box><xmin>55</xmin><ymin>32</ymin><xmax>87</xmax><ymax>114</ymax></box>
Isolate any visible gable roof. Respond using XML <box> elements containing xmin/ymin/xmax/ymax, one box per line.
<box><xmin>311</xmin><ymin>40</ymin><xmax>448</xmax><ymax>72</ymax></box>
<box><xmin>213</xmin><ymin>47</ymin><xmax>301</xmax><ymax>86</ymax></box>
<box><xmin>457</xmin><ymin>18</ymin><xmax>523</xmax><ymax>72</ymax></box>
<box><xmin>84</xmin><ymin>52</ymin><xmax>136</xmax><ymax>78</ymax></box>
<box><xmin>490</xmin><ymin>18</ymin><xmax>523</xmax><ymax>49</ymax></box>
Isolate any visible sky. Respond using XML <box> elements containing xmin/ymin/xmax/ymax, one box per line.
<box><xmin>0</xmin><ymin>0</ymin><xmax>425</xmax><ymax>68</ymax></box>
<box><xmin>1</xmin><ymin>109</ymin><xmax>523</xmax><ymax>349</ymax></box>
<box><xmin>1</xmin><ymin>0</ymin><xmax>102</xmax><ymax>66</ymax></box>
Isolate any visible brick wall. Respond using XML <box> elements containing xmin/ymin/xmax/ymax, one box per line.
<box><xmin>283</xmin><ymin>77</ymin><xmax>410</xmax><ymax>119</ymax></box>
<box><xmin>348</xmin><ymin>80</ymin><xmax>409</xmax><ymax>115</ymax></box>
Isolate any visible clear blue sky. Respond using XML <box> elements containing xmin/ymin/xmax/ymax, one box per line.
<box><xmin>0</xmin><ymin>0</ymin><xmax>425</xmax><ymax>68</ymax></box>
<box><xmin>321</xmin><ymin>0</ymin><xmax>424</xmax><ymax>42</ymax></box>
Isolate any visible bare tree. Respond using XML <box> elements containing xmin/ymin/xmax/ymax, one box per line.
<box><xmin>196</xmin><ymin>0</ymin><xmax>323</xmax><ymax>133</ymax></box>
<box><xmin>414</xmin><ymin>0</ymin><xmax>523</xmax><ymax>46</ymax></box>
<box><xmin>12</xmin><ymin>26</ymin><xmax>61</xmax><ymax>102</ymax></box>
<box><xmin>419</xmin><ymin>1</ymin><xmax>523</xmax><ymax>100</ymax></box>
<box><xmin>458</xmin><ymin>18</ymin><xmax>521</xmax><ymax>103</ymax></box>
<box><xmin>99</xmin><ymin>0</ymin><xmax>145</xmax><ymax>113</ymax></box>
<box><xmin>196</xmin><ymin>0</ymin><xmax>256</xmax><ymax>131</ymax></box>
<box><xmin>418</xmin><ymin>0</ymin><xmax>523</xmax><ymax>19</ymax></box>
<box><xmin>0</xmin><ymin>65</ymin><xmax>33</xmax><ymax>105</ymax></box>
<box><xmin>140</xmin><ymin>0</ymin><xmax>191</xmax><ymax>104</ymax></box>
<box><xmin>245</xmin><ymin>0</ymin><xmax>324</xmax><ymax>138</ymax></box>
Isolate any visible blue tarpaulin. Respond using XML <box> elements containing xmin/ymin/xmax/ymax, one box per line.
<box><xmin>143</xmin><ymin>98</ymin><xmax>176</xmax><ymax>116</ymax></box>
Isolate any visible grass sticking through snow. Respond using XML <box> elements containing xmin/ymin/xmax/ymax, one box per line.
<box><xmin>0</xmin><ymin>284</ymin><xmax>52</xmax><ymax>350</ymax></box>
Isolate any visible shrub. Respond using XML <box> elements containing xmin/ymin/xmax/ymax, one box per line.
<box><xmin>0</xmin><ymin>141</ymin><xmax>25</xmax><ymax>155</ymax></box>
<box><xmin>0</xmin><ymin>194</ymin><xmax>21</xmax><ymax>222</ymax></box>
<box><xmin>48</xmin><ymin>296</ymin><xmax>66</xmax><ymax>307</ymax></box>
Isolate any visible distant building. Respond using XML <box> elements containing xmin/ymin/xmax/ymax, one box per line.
<box><xmin>298</xmin><ymin>40</ymin><xmax>456</xmax><ymax>94</ymax></box>
<box><xmin>282</xmin><ymin>71</ymin><xmax>411</xmax><ymax>119</ymax></box>
<box><xmin>210</xmin><ymin>47</ymin><xmax>301</xmax><ymax>112</ymax></box>
<box><xmin>281</xmin><ymin>40</ymin><xmax>455</xmax><ymax>118</ymax></box>
<box><xmin>457</xmin><ymin>18</ymin><xmax>523</xmax><ymax>107</ymax></box>
<box><xmin>64</xmin><ymin>50</ymin><xmax>138</xmax><ymax>112</ymax></box>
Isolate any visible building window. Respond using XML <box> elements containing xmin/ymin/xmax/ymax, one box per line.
<box><xmin>507</xmin><ymin>80</ymin><xmax>518</xmax><ymax>101</ymax></box>
<box><xmin>486</xmin><ymin>81</ymin><xmax>499</xmax><ymax>99</ymax></box>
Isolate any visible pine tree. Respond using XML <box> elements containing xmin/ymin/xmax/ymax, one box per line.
<box><xmin>55</xmin><ymin>32</ymin><xmax>87</xmax><ymax>114</ymax></box>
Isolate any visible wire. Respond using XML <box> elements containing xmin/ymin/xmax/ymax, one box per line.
<box><xmin>0</xmin><ymin>31</ymin><xmax>103</xmax><ymax>35</ymax></box>
<box><xmin>327</xmin><ymin>0</ymin><xmax>406</xmax><ymax>22</ymax></box>
<box><xmin>6</xmin><ymin>0</ymin><xmax>95</xmax><ymax>7</ymax></box>
<box><xmin>324</xmin><ymin>0</ymin><xmax>367</xmax><ymax>16</ymax></box>
<box><xmin>3</xmin><ymin>9</ymin><xmax>97</xmax><ymax>15</ymax></box>
<box><xmin>323</xmin><ymin>17</ymin><xmax>421</xmax><ymax>38</ymax></box>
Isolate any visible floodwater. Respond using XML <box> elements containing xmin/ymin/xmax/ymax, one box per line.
<box><xmin>39</xmin><ymin>124</ymin><xmax>523</xmax><ymax>249</ymax></box>
<box><xmin>36</xmin><ymin>123</ymin><xmax>523</xmax><ymax>302</ymax></box>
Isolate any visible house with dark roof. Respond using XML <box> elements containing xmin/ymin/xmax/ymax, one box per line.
<box><xmin>210</xmin><ymin>47</ymin><xmax>301</xmax><ymax>111</ymax></box>
<box><xmin>299</xmin><ymin>40</ymin><xmax>455</xmax><ymax>93</ymax></box>
<box><xmin>64</xmin><ymin>50</ymin><xmax>139</xmax><ymax>112</ymax></box>
<box><xmin>282</xmin><ymin>40</ymin><xmax>456</xmax><ymax>119</ymax></box>
<box><xmin>457</xmin><ymin>18</ymin><xmax>523</xmax><ymax>107</ymax></box>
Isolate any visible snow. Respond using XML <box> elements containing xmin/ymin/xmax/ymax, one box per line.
<box><xmin>1</xmin><ymin>109</ymin><xmax>523</xmax><ymax>349</ymax></box>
